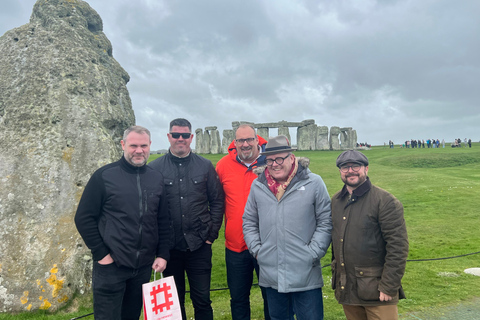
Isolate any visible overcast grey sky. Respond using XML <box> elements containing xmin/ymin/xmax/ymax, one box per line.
<box><xmin>2</xmin><ymin>0</ymin><xmax>479</xmax><ymax>150</ymax></box>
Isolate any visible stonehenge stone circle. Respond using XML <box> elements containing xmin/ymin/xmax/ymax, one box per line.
<box><xmin>0</xmin><ymin>0</ymin><xmax>134</xmax><ymax>312</ymax></box>
<box><xmin>195</xmin><ymin>120</ymin><xmax>359</xmax><ymax>154</ymax></box>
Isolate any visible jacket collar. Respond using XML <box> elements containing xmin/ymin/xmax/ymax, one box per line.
<box><xmin>120</xmin><ymin>156</ymin><xmax>147</xmax><ymax>173</ymax></box>
<box><xmin>256</xmin><ymin>157</ymin><xmax>311</xmax><ymax>184</ymax></box>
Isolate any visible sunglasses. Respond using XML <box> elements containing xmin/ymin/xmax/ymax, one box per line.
<box><xmin>170</xmin><ymin>132</ymin><xmax>192</xmax><ymax>139</ymax></box>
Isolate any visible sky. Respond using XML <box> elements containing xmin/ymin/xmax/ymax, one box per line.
<box><xmin>1</xmin><ymin>0</ymin><xmax>479</xmax><ymax>150</ymax></box>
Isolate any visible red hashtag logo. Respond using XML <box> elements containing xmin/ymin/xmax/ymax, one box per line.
<box><xmin>150</xmin><ymin>283</ymin><xmax>174</xmax><ymax>314</ymax></box>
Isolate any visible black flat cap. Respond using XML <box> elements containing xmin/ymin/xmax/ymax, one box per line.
<box><xmin>336</xmin><ymin>150</ymin><xmax>369</xmax><ymax>168</ymax></box>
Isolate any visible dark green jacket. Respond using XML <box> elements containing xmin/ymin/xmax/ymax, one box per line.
<box><xmin>331</xmin><ymin>177</ymin><xmax>408</xmax><ymax>305</ymax></box>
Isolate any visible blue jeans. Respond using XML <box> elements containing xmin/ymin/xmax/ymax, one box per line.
<box><xmin>226</xmin><ymin>248</ymin><xmax>270</xmax><ymax>320</ymax></box>
<box><xmin>265</xmin><ymin>287</ymin><xmax>324</xmax><ymax>320</ymax></box>
<box><xmin>92</xmin><ymin>261</ymin><xmax>152</xmax><ymax>320</ymax></box>
<box><xmin>163</xmin><ymin>243</ymin><xmax>213</xmax><ymax>320</ymax></box>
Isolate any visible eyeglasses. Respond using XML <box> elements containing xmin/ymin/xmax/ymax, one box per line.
<box><xmin>266</xmin><ymin>154</ymin><xmax>291</xmax><ymax>166</ymax></box>
<box><xmin>339</xmin><ymin>164</ymin><xmax>362</xmax><ymax>173</ymax></box>
<box><xmin>235</xmin><ymin>137</ymin><xmax>256</xmax><ymax>144</ymax></box>
<box><xmin>170</xmin><ymin>132</ymin><xmax>192</xmax><ymax>139</ymax></box>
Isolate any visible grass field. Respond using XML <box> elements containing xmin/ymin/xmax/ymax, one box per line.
<box><xmin>3</xmin><ymin>144</ymin><xmax>480</xmax><ymax>319</ymax></box>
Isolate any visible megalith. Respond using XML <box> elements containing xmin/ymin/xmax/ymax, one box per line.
<box><xmin>222</xmin><ymin>129</ymin><xmax>234</xmax><ymax>153</ymax></box>
<box><xmin>0</xmin><ymin>0</ymin><xmax>135</xmax><ymax>312</ymax></box>
<box><xmin>206</xmin><ymin>126</ymin><xmax>221</xmax><ymax>154</ymax></box>
<box><xmin>278</xmin><ymin>127</ymin><xmax>291</xmax><ymax>144</ymax></box>
<box><xmin>329</xmin><ymin>126</ymin><xmax>341</xmax><ymax>150</ymax></box>
<box><xmin>316</xmin><ymin>126</ymin><xmax>330</xmax><ymax>150</ymax></box>
<box><xmin>257</xmin><ymin>128</ymin><xmax>269</xmax><ymax>141</ymax></box>
<box><xmin>195</xmin><ymin>128</ymin><xmax>205</xmax><ymax>153</ymax></box>
<box><xmin>297</xmin><ymin>124</ymin><xmax>317</xmax><ymax>150</ymax></box>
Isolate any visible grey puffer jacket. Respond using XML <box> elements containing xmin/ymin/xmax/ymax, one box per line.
<box><xmin>243</xmin><ymin>157</ymin><xmax>332</xmax><ymax>293</ymax></box>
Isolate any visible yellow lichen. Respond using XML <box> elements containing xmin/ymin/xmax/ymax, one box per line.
<box><xmin>39</xmin><ymin>299</ymin><xmax>52</xmax><ymax>310</ymax></box>
<box><xmin>50</xmin><ymin>265</ymin><xmax>58</xmax><ymax>274</ymax></box>
<box><xmin>20</xmin><ymin>291</ymin><xmax>29</xmax><ymax>304</ymax></box>
<box><xmin>27</xmin><ymin>304</ymin><xmax>32</xmax><ymax>311</ymax></box>
<box><xmin>46</xmin><ymin>274</ymin><xmax>64</xmax><ymax>298</ymax></box>
<box><xmin>58</xmin><ymin>295</ymin><xmax>69</xmax><ymax>303</ymax></box>
<box><xmin>36</xmin><ymin>279</ymin><xmax>41</xmax><ymax>286</ymax></box>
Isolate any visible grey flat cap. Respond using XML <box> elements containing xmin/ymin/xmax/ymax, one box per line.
<box><xmin>336</xmin><ymin>150</ymin><xmax>369</xmax><ymax>168</ymax></box>
<box><xmin>261</xmin><ymin>135</ymin><xmax>297</xmax><ymax>156</ymax></box>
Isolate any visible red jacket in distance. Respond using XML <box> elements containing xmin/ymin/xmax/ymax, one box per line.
<box><xmin>215</xmin><ymin>135</ymin><xmax>267</xmax><ymax>253</ymax></box>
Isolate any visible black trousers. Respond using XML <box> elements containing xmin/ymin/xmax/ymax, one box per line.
<box><xmin>164</xmin><ymin>243</ymin><xmax>213</xmax><ymax>320</ymax></box>
<box><xmin>92</xmin><ymin>261</ymin><xmax>152</xmax><ymax>320</ymax></box>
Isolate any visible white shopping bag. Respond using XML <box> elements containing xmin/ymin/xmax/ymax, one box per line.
<box><xmin>143</xmin><ymin>272</ymin><xmax>182</xmax><ymax>320</ymax></box>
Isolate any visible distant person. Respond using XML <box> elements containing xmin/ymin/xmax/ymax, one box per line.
<box><xmin>331</xmin><ymin>150</ymin><xmax>409</xmax><ymax>320</ymax></box>
<box><xmin>468</xmin><ymin>138</ymin><xmax>472</xmax><ymax>148</ymax></box>
<box><xmin>464</xmin><ymin>138</ymin><xmax>468</xmax><ymax>148</ymax></box>
<box><xmin>75</xmin><ymin>126</ymin><xmax>170</xmax><ymax>320</ymax></box>
<box><xmin>149</xmin><ymin>118</ymin><xmax>224</xmax><ymax>320</ymax></box>
<box><xmin>243</xmin><ymin>136</ymin><xmax>332</xmax><ymax>320</ymax></box>
<box><xmin>215</xmin><ymin>124</ymin><xmax>270</xmax><ymax>320</ymax></box>
<box><xmin>442</xmin><ymin>139</ymin><xmax>445</xmax><ymax>148</ymax></box>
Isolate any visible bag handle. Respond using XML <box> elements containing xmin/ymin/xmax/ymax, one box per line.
<box><xmin>153</xmin><ymin>271</ymin><xmax>164</xmax><ymax>281</ymax></box>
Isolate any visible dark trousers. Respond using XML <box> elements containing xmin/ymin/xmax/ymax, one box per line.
<box><xmin>164</xmin><ymin>243</ymin><xmax>213</xmax><ymax>320</ymax></box>
<box><xmin>226</xmin><ymin>248</ymin><xmax>270</xmax><ymax>320</ymax></box>
<box><xmin>92</xmin><ymin>261</ymin><xmax>152</xmax><ymax>320</ymax></box>
<box><xmin>265</xmin><ymin>287</ymin><xmax>324</xmax><ymax>320</ymax></box>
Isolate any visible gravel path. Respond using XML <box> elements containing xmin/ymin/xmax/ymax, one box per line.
<box><xmin>400</xmin><ymin>297</ymin><xmax>480</xmax><ymax>320</ymax></box>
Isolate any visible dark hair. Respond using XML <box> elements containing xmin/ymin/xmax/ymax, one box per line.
<box><xmin>169</xmin><ymin>118</ymin><xmax>192</xmax><ymax>131</ymax></box>
<box><xmin>123</xmin><ymin>125</ymin><xmax>151</xmax><ymax>141</ymax></box>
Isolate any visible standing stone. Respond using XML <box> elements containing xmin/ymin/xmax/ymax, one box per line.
<box><xmin>222</xmin><ymin>129</ymin><xmax>234</xmax><ymax>153</ymax></box>
<box><xmin>0</xmin><ymin>0</ymin><xmax>135</xmax><ymax>312</ymax></box>
<box><xmin>278</xmin><ymin>127</ymin><xmax>291</xmax><ymax>143</ymax></box>
<box><xmin>329</xmin><ymin>126</ymin><xmax>341</xmax><ymax>150</ymax></box>
<box><xmin>351</xmin><ymin>130</ymin><xmax>358</xmax><ymax>148</ymax></box>
<box><xmin>195</xmin><ymin>128</ymin><xmax>204</xmax><ymax>153</ymax></box>
<box><xmin>316</xmin><ymin>126</ymin><xmax>330</xmax><ymax>150</ymax></box>
<box><xmin>297</xmin><ymin>124</ymin><xmax>317</xmax><ymax>150</ymax></box>
<box><xmin>203</xmin><ymin>130</ymin><xmax>211</xmax><ymax>154</ymax></box>
<box><xmin>257</xmin><ymin>128</ymin><xmax>269</xmax><ymax>141</ymax></box>
<box><xmin>206</xmin><ymin>127</ymin><xmax>221</xmax><ymax>154</ymax></box>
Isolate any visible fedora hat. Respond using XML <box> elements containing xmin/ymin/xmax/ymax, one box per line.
<box><xmin>261</xmin><ymin>135</ymin><xmax>297</xmax><ymax>156</ymax></box>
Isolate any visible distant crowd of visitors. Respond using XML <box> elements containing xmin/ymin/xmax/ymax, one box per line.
<box><xmin>388</xmin><ymin>138</ymin><xmax>472</xmax><ymax>149</ymax></box>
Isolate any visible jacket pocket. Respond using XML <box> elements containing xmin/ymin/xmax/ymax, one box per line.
<box><xmin>355</xmin><ymin>266</ymin><xmax>383</xmax><ymax>301</ymax></box>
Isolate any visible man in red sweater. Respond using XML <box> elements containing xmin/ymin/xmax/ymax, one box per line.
<box><xmin>216</xmin><ymin>124</ymin><xmax>270</xmax><ymax>320</ymax></box>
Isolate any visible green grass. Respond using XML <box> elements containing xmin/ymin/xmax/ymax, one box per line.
<box><xmin>4</xmin><ymin>144</ymin><xmax>480</xmax><ymax>319</ymax></box>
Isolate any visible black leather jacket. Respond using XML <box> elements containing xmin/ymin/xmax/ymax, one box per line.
<box><xmin>75</xmin><ymin>156</ymin><xmax>170</xmax><ymax>269</ymax></box>
<box><xmin>149</xmin><ymin>151</ymin><xmax>224</xmax><ymax>252</ymax></box>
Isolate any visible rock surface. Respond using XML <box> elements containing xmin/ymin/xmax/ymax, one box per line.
<box><xmin>0</xmin><ymin>0</ymin><xmax>135</xmax><ymax>312</ymax></box>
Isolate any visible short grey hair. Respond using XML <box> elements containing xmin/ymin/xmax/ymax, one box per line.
<box><xmin>123</xmin><ymin>125</ymin><xmax>151</xmax><ymax>141</ymax></box>
<box><xmin>235</xmin><ymin>124</ymin><xmax>256</xmax><ymax>137</ymax></box>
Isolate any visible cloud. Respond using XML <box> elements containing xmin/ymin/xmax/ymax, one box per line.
<box><xmin>1</xmin><ymin>0</ymin><xmax>479</xmax><ymax>150</ymax></box>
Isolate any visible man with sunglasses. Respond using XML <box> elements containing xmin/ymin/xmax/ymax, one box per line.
<box><xmin>215</xmin><ymin>124</ymin><xmax>270</xmax><ymax>320</ymax></box>
<box><xmin>243</xmin><ymin>135</ymin><xmax>332</xmax><ymax>320</ymax></box>
<box><xmin>149</xmin><ymin>118</ymin><xmax>224</xmax><ymax>320</ymax></box>
<box><xmin>331</xmin><ymin>150</ymin><xmax>408</xmax><ymax>320</ymax></box>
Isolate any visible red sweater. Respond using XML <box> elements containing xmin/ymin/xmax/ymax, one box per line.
<box><xmin>215</xmin><ymin>136</ymin><xmax>267</xmax><ymax>252</ymax></box>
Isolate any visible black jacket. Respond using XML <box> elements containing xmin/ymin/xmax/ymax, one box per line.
<box><xmin>149</xmin><ymin>151</ymin><xmax>224</xmax><ymax>252</ymax></box>
<box><xmin>75</xmin><ymin>156</ymin><xmax>170</xmax><ymax>269</ymax></box>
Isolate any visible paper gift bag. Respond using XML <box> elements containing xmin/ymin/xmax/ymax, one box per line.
<box><xmin>143</xmin><ymin>272</ymin><xmax>182</xmax><ymax>320</ymax></box>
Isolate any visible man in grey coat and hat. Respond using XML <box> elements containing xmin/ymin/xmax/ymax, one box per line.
<box><xmin>243</xmin><ymin>135</ymin><xmax>332</xmax><ymax>320</ymax></box>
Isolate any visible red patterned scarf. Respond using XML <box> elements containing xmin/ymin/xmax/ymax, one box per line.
<box><xmin>264</xmin><ymin>155</ymin><xmax>298</xmax><ymax>201</ymax></box>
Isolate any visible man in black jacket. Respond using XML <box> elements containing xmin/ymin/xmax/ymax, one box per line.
<box><xmin>149</xmin><ymin>118</ymin><xmax>224</xmax><ymax>320</ymax></box>
<box><xmin>75</xmin><ymin>126</ymin><xmax>170</xmax><ymax>320</ymax></box>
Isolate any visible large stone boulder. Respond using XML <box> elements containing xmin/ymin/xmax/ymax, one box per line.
<box><xmin>0</xmin><ymin>0</ymin><xmax>135</xmax><ymax>312</ymax></box>
<box><xmin>297</xmin><ymin>124</ymin><xmax>317</xmax><ymax>150</ymax></box>
<box><xmin>222</xmin><ymin>129</ymin><xmax>234</xmax><ymax>154</ymax></box>
<box><xmin>316</xmin><ymin>126</ymin><xmax>330</xmax><ymax>150</ymax></box>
